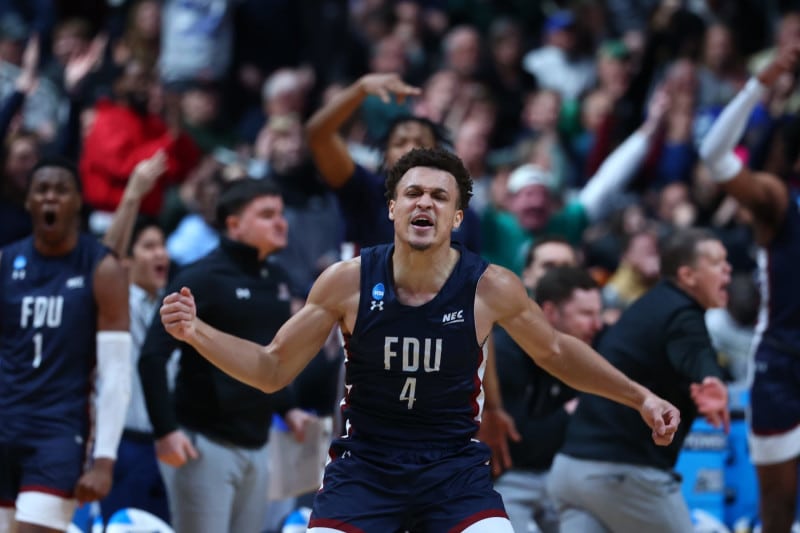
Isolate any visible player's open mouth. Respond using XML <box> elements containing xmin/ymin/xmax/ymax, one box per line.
<box><xmin>411</xmin><ymin>216</ymin><xmax>433</xmax><ymax>227</ymax></box>
<box><xmin>43</xmin><ymin>211</ymin><xmax>57</xmax><ymax>227</ymax></box>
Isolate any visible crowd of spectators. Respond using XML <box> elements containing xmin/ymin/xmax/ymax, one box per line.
<box><xmin>1</xmin><ymin>0</ymin><xmax>798</xmax><ymax>530</ymax></box>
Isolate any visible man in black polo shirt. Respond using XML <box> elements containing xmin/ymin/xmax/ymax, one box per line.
<box><xmin>548</xmin><ymin>228</ymin><xmax>731</xmax><ymax>533</ymax></box>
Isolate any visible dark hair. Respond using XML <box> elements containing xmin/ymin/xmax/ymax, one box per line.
<box><xmin>535</xmin><ymin>266</ymin><xmax>598</xmax><ymax>306</ymax></box>
<box><xmin>215</xmin><ymin>178</ymin><xmax>282</xmax><ymax>227</ymax></box>
<box><xmin>658</xmin><ymin>228</ymin><xmax>716</xmax><ymax>279</ymax></box>
<box><xmin>524</xmin><ymin>236</ymin><xmax>574</xmax><ymax>269</ymax></box>
<box><xmin>378</xmin><ymin>115</ymin><xmax>450</xmax><ymax>152</ymax></box>
<box><xmin>27</xmin><ymin>156</ymin><xmax>81</xmax><ymax>193</ymax></box>
<box><xmin>384</xmin><ymin>147</ymin><xmax>472</xmax><ymax>210</ymax></box>
<box><xmin>128</xmin><ymin>215</ymin><xmax>163</xmax><ymax>256</ymax></box>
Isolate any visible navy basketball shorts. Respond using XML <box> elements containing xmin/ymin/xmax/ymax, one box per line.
<box><xmin>0</xmin><ymin>432</ymin><xmax>86</xmax><ymax>504</ymax></box>
<box><xmin>749</xmin><ymin>345</ymin><xmax>800</xmax><ymax>464</ymax></box>
<box><xmin>750</xmin><ymin>346</ymin><xmax>800</xmax><ymax>434</ymax></box>
<box><xmin>308</xmin><ymin>437</ymin><xmax>508</xmax><ymax>532</ymax></box>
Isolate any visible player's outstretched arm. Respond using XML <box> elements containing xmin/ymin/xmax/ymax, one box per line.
<box><xmin>161</xmin><ymin>259</ymin><xmax>358</xmax><ymax>393</ymax></box>
<box><xmin>478</xmin><ymin>265</ymin><xmax>680</xmax><ymax>446</ymax></box>
<box><xmin>578</xmin><ymin>87</ymin><xmax>669</xmax><ymax>222</ymax></box>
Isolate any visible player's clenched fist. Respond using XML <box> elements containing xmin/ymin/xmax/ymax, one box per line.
<box><xmin>161</xmin><ymin>286</ymin><xmax>197</xmax><ymax>342</ymax></box>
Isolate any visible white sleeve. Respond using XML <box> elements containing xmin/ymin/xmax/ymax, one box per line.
<box><xmin>93</xmin><ymin>331</ymin><xmax>132</xmax><ymax>460</ymax></box>
<box><xmin>698</xmin><ymin>77</ymin><xmax>766</xmax><ymax>182</ymax></box>
<box><xmin>578</xmin><ymin>130</ymin><xmax>649</xmax><ymax>222</ymax></box>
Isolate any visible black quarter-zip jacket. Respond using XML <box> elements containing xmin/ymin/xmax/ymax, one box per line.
<box><xmin>139</xmin><ymin>237</ymin><xmax>296</xmax><ymax>448</ymax></box>
<box><xmin>561</xmin><ymin>280</ymin><xmax>725</xmax><ymax>470</ymax></box>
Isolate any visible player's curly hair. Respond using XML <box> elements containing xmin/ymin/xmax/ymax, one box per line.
<box><xmin>384</xmin><ymin>147</ymin><xmax>473</xmax><ymax>210</ymax></box>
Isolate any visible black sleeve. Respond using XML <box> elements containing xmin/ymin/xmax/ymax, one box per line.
<box><xmin>138</xmin><ymin>302</ymin><xmax>180</xmax><ymax>439</ymax></box>
<box><xmin>494</xmin><ymin>328</ymin><xmax>575</xmax><ymax>469</ymax></box>
<box><xmin>138</xmin><ymin>268</ymin><xmax>205</xmax><ymax>438</ymax></box>
<box><xmin>664</xmin><ymin>308</ymin><xmax>726</xmax><ymax>383</ymax></box>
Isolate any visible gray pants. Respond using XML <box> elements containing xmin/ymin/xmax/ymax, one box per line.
<box><xmin>547</xmin><ymin>454</ymin><xmax>692</xmax><ymax>533</ymax></box>
<box><xmin>494</xmin><ymin>470</ymin><xmax>559</xmax><ymax>533</ymax></box>
<box><xmin>159</xmin><ymin>429</ymin><xmax>270</xmax><ymax>533</ymax></box>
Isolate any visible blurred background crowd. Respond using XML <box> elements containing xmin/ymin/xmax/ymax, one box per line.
<box><xmin>2</xmin><ymin>0</ymin><xmax>793</xmax><ymax>376</ymax></box>
<box><xmin>2</xmin><ymin>0</ymin><xmax>799</xmax><ymax>530</ymax></box>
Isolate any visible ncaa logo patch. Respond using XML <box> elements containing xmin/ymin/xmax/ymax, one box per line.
<box><xmin>12</xmin><ymin>255</ymin><xmax>26</xmax><ymax>280</ymax></box>
<box><xmin>371</xmin><ymin>283</ymin><xmax>385</xmax><ymax>300</ymax></box>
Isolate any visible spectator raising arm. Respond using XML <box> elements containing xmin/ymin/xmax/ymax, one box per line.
<box><xmin>579</xmin><ymin>88</ymin><xmax>670</xmax><ymax>222</ymax></box>
<box><xmin>698</xmin><ymin>45</ymin><xmax>799</xmax><ymax>244</ymax></box>
<box><xmin>102</xmin><ymin>151</ymin><xmax>167</xmax><ymax>257</ymax></box>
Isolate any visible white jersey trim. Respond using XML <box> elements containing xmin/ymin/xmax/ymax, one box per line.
<box><xmin>15</xmin><ymin>491</ymin><xmax>77</xmax><ymax>531</ymax></box>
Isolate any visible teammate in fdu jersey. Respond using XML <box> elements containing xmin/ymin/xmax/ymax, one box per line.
<box><xmin>159</xmin><ymin>147</ymin><xmax>681</xmax><ymax>533</ymax></box>
<box><xmin>700</xmin><ymin>43</ymin><xmax>800</xmax><ymax>533</ymax></box>
<box><xmin>0</xmin><ymin>158</ymin><xmax>131</xmax><ymax>533</ymax></box>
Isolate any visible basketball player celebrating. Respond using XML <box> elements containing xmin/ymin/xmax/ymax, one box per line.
<box><xmin>0</xmin><ymin>158</ymin><xmax>131</xmax><ymax>533</ymax></box>
<box><xmin>700</xmin><ymin>43</ymin><xmax>800</xmax><ymax>533</ymax></box>
<box><xmin>160</xmin><ymin>147</ymin><xmax>680</xmax><ymax>532</ymax></box>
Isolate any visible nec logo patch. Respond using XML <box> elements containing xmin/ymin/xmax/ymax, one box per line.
<box><xmin>66</xmin><ymin>276</ymin><xmax>84</xmax><ymax>289</ymax></box>
<box><xmin>236</xmin><ymin>288</ymin><xmax>251</xmax><ymax>299</ymax></box>
<box><xmin>442</xmin><ymin>310</ymin><xmax>464</xmax><ymax>324</ymax></box>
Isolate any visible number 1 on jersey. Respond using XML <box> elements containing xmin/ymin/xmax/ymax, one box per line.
<box><xmin>400</xmin><ymin>377</ymin><xmax>417</xmax><ymax>409</ymax></box>
<box><xmin>32</xmin><ymin>332</ymin><xmax>43</xmax><ymax>368</ymax></box>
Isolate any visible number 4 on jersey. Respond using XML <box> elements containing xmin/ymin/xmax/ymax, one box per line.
<box><xmin>400</xmin><ymin>377</ymin><xmax>417</xmax><ymax>409</ymax></box>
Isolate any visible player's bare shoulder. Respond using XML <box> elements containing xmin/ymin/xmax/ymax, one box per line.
<box><xmin>93</xmin><ymin>252</ymin><xmax>126</xmax><ymax>287</ymax></box>
<box><xmin>308</xmin><ymin>256</ymin><xmax>362</xmax><ymax>314</ymax></box>
<box><xmin>476</xmin><ymin>264</ymin><xmax>530</xmax><ymax>318</ymax></box>
<box><xmin>477</xmin><ymin>264</ymin><xmax>527</xmax><ymax>301</ymax></box>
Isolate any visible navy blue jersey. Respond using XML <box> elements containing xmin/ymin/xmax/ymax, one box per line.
<box><xmin>750</xmin><ymin>189</ymin><xmax>800</xmax><ymax>434</ymax></box>
<box><xmin>755</xmin><ymin>189</ymin><xmax>800</xmax><ymax>353</ymax></box>
<box><xmin>341</xmin><ymin>243</ymin><xmax>489</xmax><ymax>445</ymax></box>
<box><xmin>0</xmin><ymin>234</ymin><xmax>109</xmax><ymax>438</ymax></box>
